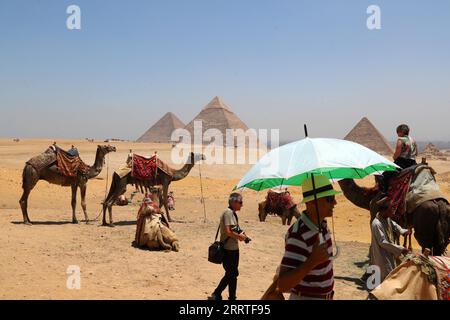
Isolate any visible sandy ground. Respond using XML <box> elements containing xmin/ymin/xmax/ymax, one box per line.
<box><xmin>0</xmin><ymin>139</ymin><xmax>449</xmax><ymax>300</ymax></box>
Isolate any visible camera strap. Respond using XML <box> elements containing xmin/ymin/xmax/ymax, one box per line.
<box><xmin>215</xmin><ymin>213</ymin><xmax>229</xmax><ymax>244</ymax></box>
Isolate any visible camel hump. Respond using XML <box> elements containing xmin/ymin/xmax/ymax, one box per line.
<box><xmin>26</xmin><ymin>147</ymin><xmax>57</xmax><ymax>172</ymax></box>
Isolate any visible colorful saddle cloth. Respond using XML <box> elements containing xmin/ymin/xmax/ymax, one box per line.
<box><xmin>26</xmin><ymin>146</ymin><xmax>90</xmax><ymax>177</ymax></box>
<box><xmin>130</xmin><ymin>154</ymin><xmax>175</xmax><ymax>182</ymax></box>
<box><xmin>266</xmin><ymin>190</ymin><xmax>295</xmax><ymax>213</ymax></box>
<box><xmin>387</xmin><ymin>169</ymin><xmax>414</xmax><ymax>223</ymax></box>
<box><xmin>55</xmin><ymin>147</ymin><xmax>90</xmax><ymax>177</ymax></box>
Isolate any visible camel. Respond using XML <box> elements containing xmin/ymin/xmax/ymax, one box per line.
<box><xmin>258</xmin><ymin>191</ymin><xmax>301</xmax><ymax>225</ymax></box>
<box><xmin>369</xmin><ymin>250</ymin><xmax>450</xmax><ymax>300</ymax></box>
<box><xmin>135</xmin><ymin>187</ymin><xmax>180</xmax><ymax>252</ymax></box>
<box><xmin>338</xmin><ymin>165</ymin><xmax>450</xmax><ymax>256</ymax></box>
<box><xmin>19</xmin><ymin>145</ymin><xmax>116</xmax><ymax>225</ymax></box>
<box><xmin>102</xmin><ymin>152</ymin><xmax>206</xmax><ymax>227</ymax></box>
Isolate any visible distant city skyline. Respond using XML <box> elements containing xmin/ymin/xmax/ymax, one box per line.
<box><xmin>1</xmin><ymin>1</ymin><xmax>449</xmax><ymax>142</ymax></box>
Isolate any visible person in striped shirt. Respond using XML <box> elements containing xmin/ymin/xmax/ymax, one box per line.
<box><xmin>278</xmin><ymin>175</ymin><xmax>340</xmax><ymax>300</ymax></box>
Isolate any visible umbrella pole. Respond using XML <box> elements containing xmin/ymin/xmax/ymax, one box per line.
<box><xmin>311</xmin><ymin>173</ymin><xmax>324</xmax><ymax>243</ymax></box>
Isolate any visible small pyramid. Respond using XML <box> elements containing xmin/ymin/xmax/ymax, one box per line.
<box><xmin>137</xmin><ymin>112</ymin><xmax>185</xmax><ymax>143</ymax></box>
<box><xmin>344</xmin><ymin>117</ymin><xmax>394</xmax><ymax>155</ymax></box>
<box><xmin>184</xmin><ymin>96</ymin><xmax>255</xmax><ymax>146</ymax></box>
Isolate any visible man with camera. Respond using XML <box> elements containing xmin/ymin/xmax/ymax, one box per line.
<box><xmin>208</xmin><ymin>192</ymin><xmax>250</xmax><ymax>300</ymax></box>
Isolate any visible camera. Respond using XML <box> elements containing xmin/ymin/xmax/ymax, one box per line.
<box><xmin>232</xmin><ymin>226</ymin><xmax>251</xmax><ymax>244</ymax></box>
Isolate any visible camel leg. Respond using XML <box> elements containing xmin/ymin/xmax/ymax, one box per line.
<box><xmin>258</xmin><ymin>202</ymin><xmax>267</xmax><ymax>222</ymax></box>
<box><xmin>71</xmin><ymin>184</ymin><xmax>78</xmax><ymax>224</ymax></box>
<box><xmin>101</xmin><ymin>175</ymin><xmax>128</xmax><ymax>227</ymax></box>
<box><xmin>105</xmin><ymin>185</ymin><xmax>128</xmax><ymax>227</ymax></box>
<box><xmin>19</xmin><ymin>188</ymin><xmax>33</xmax><ymax>225</ymax></box>
<box><xmin>156</xmin><ymin>228</ymin><xmax>172</xmax><ymax>251</ymax></box>
<box><xmin>107</xmin><ymin>204</ymin><xmax>114</xmax><ymax>227</ymax></box>
<box><xmin>102</xmin><ymin>202</ymin><xmax>108</xmax><ymax>226</ymax></box>
<box><xmin>281</xmin><ymin>210</ymin><xmax>287</xmax><ymax>225</ymax></box>
<box><xmin>79</xmin><ymin>183</ymin><xmax>89</xmax><ymax>223</ymax></box>
<box><xmin>19</xmin><ymin>164</ymin><xmax>39</xmax><ymax>225</ymax></box>
<box><xmin>287</xmin><ymin>208</ymin><xmax>294</xmax><ymax>225</ymax></box>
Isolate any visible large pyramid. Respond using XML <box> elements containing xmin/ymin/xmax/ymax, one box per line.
<box><xmin>184</xmin><ymin>96</ymin><xmax>255</xmax><ymax>146</ymax></box>
<box><xmin>344</xmin><ymin>117</ymin><xmax>394</xmax><ymax>155</ymax></box>
<box><xmin>137</xmin><ymin>112</ymin><xmax>185</xmax><ymax>143</ymax></box>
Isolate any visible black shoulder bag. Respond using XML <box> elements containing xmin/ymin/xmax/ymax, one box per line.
<box><xmin>208</xmin><ymin>217</ymin><xmax>229</xmax><ymax>264</ymax></box>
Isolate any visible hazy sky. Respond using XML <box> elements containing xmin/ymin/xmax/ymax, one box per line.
<box><xmin>1</xmin><ymin>0</ymin><xmax>449</xmax><ymax>142</ymax></box>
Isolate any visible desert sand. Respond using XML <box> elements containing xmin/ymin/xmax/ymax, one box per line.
<box><xmin>1</xmin><ymin>139</ymin><xmax>449</xmax><ymax>299</ymax></box>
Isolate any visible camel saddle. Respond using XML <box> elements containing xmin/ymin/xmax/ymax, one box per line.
<box><xmin>130</xmin><ymin>154</ymin><xmax>175</xmax><ymax>181</ymax></box>
<box><xmin>384</xmin><ymin>164</ymin><xmax>447</xmax><ymax>223</ymax></box>
<box><xmin>26</xmin><ymin>147</ymin><xmax>57</xmax><ymax>172</ymax></box>
<box><xmin>265</xmin><ymin>190</ymin><xmax>295</xmax><ymax>213</ymax></box>
<box><xmin>54</xmin><ymin>146</ymin><xmax>90</xmax><ymax>177</ymax></box>
<box><xmin>26</xmin><ymin>146</ymin><xmax>90</xmax><ymax>177</ymax></box>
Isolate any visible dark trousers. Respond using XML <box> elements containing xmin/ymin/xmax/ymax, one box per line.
<box><xmin>394</xmin><ymin>157</ymin><xmax>417</xmax><ymax>169</ymax></box>
<box><xmin>214</xmin><ymin>249</ymin><xmax>239</xmax><ymax>300</ymax></box>
<box><xmin>380</xmin><ymin>157</ymin><xmax>417</xmax><ymax>192</ymax></box>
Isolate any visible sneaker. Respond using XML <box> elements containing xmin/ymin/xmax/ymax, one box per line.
<box><xmin>207</xmin><ymin>293</ymin><xmax>222</xmax><ymax>300</ymax></box>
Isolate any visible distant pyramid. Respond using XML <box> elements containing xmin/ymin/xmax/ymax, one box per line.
<box><xmin>184</xmin><ymin>96</ymin><xmax>256</xmax><ymax>146</ymax></box>
<box><xmin>344</xmin><ymin>117</ymin><xmax>394</xmax><ymax>155</ymax></box>
<box><xmin>137</xmin><ymin>112</ymin><xmax>185</xmax><ymax>143</ymax></box>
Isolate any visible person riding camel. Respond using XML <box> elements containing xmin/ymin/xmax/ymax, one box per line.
<box><xmin>378</xmin><ymin>124</ymin><xmax>418</xmax><ymax>192</ymax></box>
<box><xmin>393</xmin><ymin>124</ymin><xmax>418</xmax><ymax>169</ymax></box>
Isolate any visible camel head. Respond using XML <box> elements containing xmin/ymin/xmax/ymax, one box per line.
<box><xmin>98</xmin><ymin>145</ymin><xmax>117</xmax><ymax>155</ymax></box>
<box><xmin>189</xmin><ymin>152</ymin><xmax>206</xmax><ymax>164</ymax></box>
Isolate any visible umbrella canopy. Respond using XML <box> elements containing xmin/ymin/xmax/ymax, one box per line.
<box><xmin>235</xmin><ymin>137</ymin><xmax>398</xmax><ymax>191</ymax></box>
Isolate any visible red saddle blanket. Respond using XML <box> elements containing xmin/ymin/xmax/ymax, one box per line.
<box><xmin>131</xmin><ymin>154</ymin><xmax>175</xmax><ymax>181</ymax></box>
<box><xmin>132</xmin><ymin>154</ymin><xmax>157</xmax><ymax>181</ymax></box>
<box><xmin>387</xmin><ymin>170</ymin><xmax>413</xmax><ymax>222</ymax></box>
<box><xmin>266</xmin><ymin>191</ymin><xmax>295</xmax><ymax>213</ymax></box>
<box><xmin>55</xmin><ymin>148</ymin><xmax>90</xmax><ymax>177</ymax></box>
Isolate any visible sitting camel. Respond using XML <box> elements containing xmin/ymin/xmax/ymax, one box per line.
<box><xmin>369</xmin><ymin>250</ymin><xmax>450</xmax><ymax>300</ymax></box>
<box><xmin>134</xmin><ymin>187</ymin><xmax>180</xmax><ymax>252</ymax></box>
<box><xmin>258</xmin><ymin>189</ymin><xmax>300</xmax><ymax>225</ymax></box>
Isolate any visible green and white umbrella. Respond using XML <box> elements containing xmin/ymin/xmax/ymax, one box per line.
<box><xmin>234</xmin><ymin>137</ymin><xmax>398</xmax><ymax>259</ymax></box>
<box><xmin>235</xmin><ymin>137</ymin><xmax>398</xmax><ymax>191</ymax></box>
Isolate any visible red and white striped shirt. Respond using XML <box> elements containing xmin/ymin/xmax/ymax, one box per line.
<box><xmin>280</xmin><ymin>212</ymin><xmax>334</xmax><ymax>295</ymax></box>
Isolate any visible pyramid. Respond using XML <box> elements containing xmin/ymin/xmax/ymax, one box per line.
<box><xmin>344</xmin><ymin>117</ymin><xmax>394</xmax><ymax>155</ymax></box>
<box><xmin>137</xmin><ymin>112</ymin><xmax>185</xmax><ymax>143</ymax></box>
<box><xmin>184</xmin><ymin>96</ymin><xmax>256</xmax><ymax>146</ymax></box>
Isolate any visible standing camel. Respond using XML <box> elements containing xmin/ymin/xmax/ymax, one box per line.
<box><xmin>258</xmin><ymin>190</ymin><xmax>300</xmax><ymax>225</ymax></box>
<box><xmin>20</xmin><ymin>145</ymin><xmax>116</xmax><ymax>224</ymax></box>
<box><xmin>338</xmin><ymin>166</ymin><xmax>450</xmax><ymax>256</ymax></box>
<box><xmin>102</xmin><ymin>152</ymin><xmax>206</xmax><ymax>227</ymax></box>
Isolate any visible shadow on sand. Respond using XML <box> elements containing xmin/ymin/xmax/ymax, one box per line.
<box><xmin>11</xmin><ymin>221</ymin><xmax>76</xmax><ymax>226</ymax></box>
<box><xmin>334</xmin><ymin>275</ymin><xmax>368</xmax><ymax>291</ymax></box>
<box><xmin>109</xmin><ymin>220</ymin><xmax>137</xmax><ymax>226</ymax></box>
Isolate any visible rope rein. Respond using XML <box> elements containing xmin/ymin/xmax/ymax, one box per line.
<box><xmin>198</xmin><ymin>162</ymin><xmax>207</xmax><ymax>223</ymax></box>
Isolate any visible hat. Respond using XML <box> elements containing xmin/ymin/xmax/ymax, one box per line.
<box><xmin>375</xmin><ymin>196</ymin><xmax>391</xmax><ymax>209</ymax></box>
<box><xmin>301</xmin><ymin>175</ymin><xmax>341</xmax><ymax>204</ymax></box>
